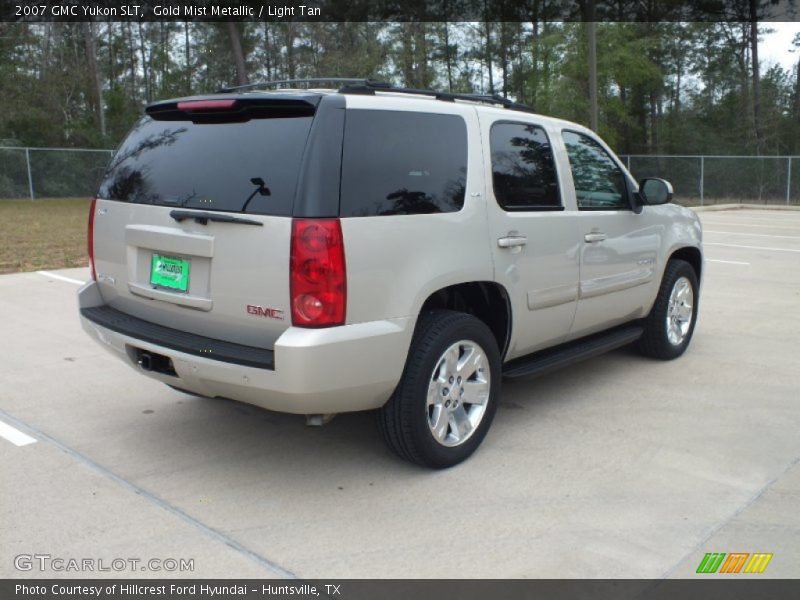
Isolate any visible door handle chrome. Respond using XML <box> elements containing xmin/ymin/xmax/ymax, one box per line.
<box><xmin>584</xmin><ymin>232</ymin><xmax>607</xmax><ymax>243</ymax></box>
<box><xmin>498</xmin><ymin>235</ymin><xmax>527</xmax><ymax>248</ymax></box>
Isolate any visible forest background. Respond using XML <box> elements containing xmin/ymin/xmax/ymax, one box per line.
<box><xmin>2</xmin><ymin>16</ymin><xmax>800</xmax><ymax>156</ymax></box>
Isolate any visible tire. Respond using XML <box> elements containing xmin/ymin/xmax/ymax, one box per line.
<box><xmin>378</xmin><ymin>310</ymin><xmax>501</xmax><ymax>469</ymax></box>
<box><xmin>638</xmin><ymin>259</ymin><xmax>699</xmax><ymax>360</ymax></box>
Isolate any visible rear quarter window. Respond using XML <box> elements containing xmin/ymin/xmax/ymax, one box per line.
<box><xmin>339</xmin><ymin>110</ymin><xmax>468</xmax><ymax>217</ymax></box>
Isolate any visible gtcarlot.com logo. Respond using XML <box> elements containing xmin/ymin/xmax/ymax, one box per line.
<box><xmin>696</xmin><ymin>552</ymin><xmax>773</xmax><ymax>574</ymax></box>
<box><xmin>14</xmin><ymin>554</ymin><xmax>194</xmax><ymax>573</ymax></box>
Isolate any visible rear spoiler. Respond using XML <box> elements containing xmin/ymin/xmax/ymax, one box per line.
<box><xmin>145</xmin><ymin>95</ymin><xmax>320</xmax><ymax>123</ymax></box>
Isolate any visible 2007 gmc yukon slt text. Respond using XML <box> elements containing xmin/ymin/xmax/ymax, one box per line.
<box><xmin>79</xmin><ymin>79</ymin><xmax>702</xmax><ymax>468</ymax></box>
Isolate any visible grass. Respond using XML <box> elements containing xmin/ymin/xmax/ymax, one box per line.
<box><xmin>0</xmin><ymin>195</ymin><xmax>796</xmax><ymax>275</ymax></box>
<box><xmin>0</xmin><ymin>198</ymin><xmax>92</xmax><ymax>274</ymax></box>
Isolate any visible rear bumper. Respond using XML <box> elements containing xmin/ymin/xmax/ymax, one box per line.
<box><xmin>78</xmin><ymin>281</ymin><xmax>412</xmax><ymax>414</ymax></box>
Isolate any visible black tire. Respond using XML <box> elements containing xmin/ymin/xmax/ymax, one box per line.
<box><xmin>638</xmin><ymin>259</ymin><xmax>699</xmax><ymax>360</ymax></box>
<box><xmin>378</xmin><ymin>310</ymin><xmax>501</xmax><ymax>469</ymax></box>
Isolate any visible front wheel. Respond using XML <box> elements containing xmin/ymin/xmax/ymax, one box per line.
<box><xmin>378</xmin><ymin>310</ymin><xmax>501</xmax><ymax>469</ymax></box>
<box><xmin>638</xmin><ymin>259</ymin><xmax>699</xmax><ymax>360</ymax></box>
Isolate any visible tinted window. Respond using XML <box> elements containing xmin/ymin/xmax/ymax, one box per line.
<box><xmin>340</xmin><ymin>110</ymin><xmax>467</xmax><ymax>217</ymax></box>
<box><xmin>562</xmin><ymin>131</ymin><xmax>628</xmax><ymax>210</ymax></box>
<box><xmin>98</xmin><ymin>115</ymin><xmax>313</xmax><ymax>215</ymax></box>
<box><xmin>490</xmin><ymin>122</ymin><xmax>561</xmax><ymax>210</ymax></box>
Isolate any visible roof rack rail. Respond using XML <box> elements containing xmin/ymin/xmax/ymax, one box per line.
<box><xmin>338</xmin><ymin>81</ymin><xmax>536</xmax><ymax>114</ymax></box>
<box><xmin>216</xmin><ymin>77</ymin><xmax>536</xmax><ymax>115</ymax></box>
<box><xmin>217</xmin><ymin>78</ymin><xmax>391</xmax><ymax>93</ymax></box>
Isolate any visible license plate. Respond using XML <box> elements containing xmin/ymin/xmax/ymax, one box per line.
<box><xmin>150</xmin><ymin>254</ymin><xmax>190</xmax><ymax>293</ymax></box>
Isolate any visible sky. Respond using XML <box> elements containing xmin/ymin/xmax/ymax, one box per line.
<box><xmin>760</xmin><ymin>22</ymin><xmax>800</xmax><ymax>72</ymax></box>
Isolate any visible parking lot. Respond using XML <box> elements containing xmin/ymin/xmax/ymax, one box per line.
<box><xmin>1</xmin><ymin>207</ymin><xmax>798</xmax><ymax>579</ymax></box>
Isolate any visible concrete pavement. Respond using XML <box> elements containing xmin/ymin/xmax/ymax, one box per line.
<box><xmin>1</xmin><ymin>209</ymin><xmax>798</xmax><ymax>579</ymax></box>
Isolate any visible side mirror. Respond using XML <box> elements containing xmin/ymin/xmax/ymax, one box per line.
<box><xmin>639</xmin><ymin>177</ymin><xmax>673</xmax><ymax>206</ymax></box>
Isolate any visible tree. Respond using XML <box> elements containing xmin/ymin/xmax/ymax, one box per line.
<box><xmin>585</xmin><ymin>0</ymin><xmax>598</xmax><ymax>131</ymax></box>
<box><xmin>2</xmin><ymin>20</ymin><xmax>799</xmax><ymax>159</ymax></box>
<box><xmin>749</xmin><ymin>0</ymin><xmax>763</xmax><ymax>151</ymax></box>
<box><xmin>82</xmin><ymin>21</ymin><xmax>106</xmax><ymax>139</ymax></box>
<box><xmin>226</xmin><ymin>22</ymin><xmax>248</xmax><ymax>86</ymax></box>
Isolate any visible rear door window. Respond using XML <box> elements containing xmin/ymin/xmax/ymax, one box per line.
<box><xmin>99</xmin><ymin>114</ymin><xmax>313</xmax><ymax>216</ymax></box>
<box><xmin>340</xmin><ymin>110</ymin><xmax>468</xmax><ymax>217</ymax></box>
<box><xmin>490</xmin><ymin>122</ymin><xmax>561</xmax><ymax>210</ymax></box>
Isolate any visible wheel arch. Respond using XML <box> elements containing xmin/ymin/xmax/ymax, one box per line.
<box><xmin>418</xmin><ymin>281</ymin><xmax>512</xmax><ymax>360</ymax></box>
<box><xmin>668</xmin><ymin>245</ymin><xmax>703</xmax><ymax>283</ymax></box>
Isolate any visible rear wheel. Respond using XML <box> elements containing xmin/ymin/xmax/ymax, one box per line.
<box><xmin>378</xmin><ymin>310</ymin><xmax>501</xmax><ymax>469</ymax></box>
<box><xmin>638</xmin><ymin>259</ymin><xmax>699</xmax><ymax>360</ymax></box>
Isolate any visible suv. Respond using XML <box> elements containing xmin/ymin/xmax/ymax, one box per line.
<box><xmin>79</xmin><ymin>79</ymin><xmax>702</xmax><ymax>468</ymax></box>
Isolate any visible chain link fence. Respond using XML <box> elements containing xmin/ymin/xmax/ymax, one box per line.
<box><xmin>2</xmin><ymin>147</ymin><xmax>799</xmax><ymax>206</ymax></box>
<box><xmin>0</xmin><ymin>147</ymin><xmax>113</xmax><ymax>200</ymax></box>
<box><xmin>621</xmin><ymin>155</ymin><xmax>799</xmax><ymax>206</ymax></box>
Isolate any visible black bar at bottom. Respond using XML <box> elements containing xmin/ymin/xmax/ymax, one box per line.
<box><xmin>4</xmin><ymin>579</ymin><xmax>799</xmax><ymax>600</ymax></box>
<box><xmin>80</xmin><ymin>305</ymin><xmax>275</xmax><ymax>370</ymax></box>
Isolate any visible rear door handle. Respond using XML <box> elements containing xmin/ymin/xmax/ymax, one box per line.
<box><xmin>498</xmin><ymin>235</ymin><xmax>527</xmax><ymax>248</ymax></box>
<box><xmin>584</xmin><ymin>232</ymin><xmax>607</xmax><ymax>243</ymax></box>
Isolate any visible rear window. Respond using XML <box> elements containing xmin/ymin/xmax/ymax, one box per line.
<box><xmin>98</xmin><ymin>115</ymin><xmax>313</xmax><ymax>215</ymax></box>
<box><xmin>340</xmin><ymin>110</ymin><xmax>467</xmax><ymax>217</ymax></box>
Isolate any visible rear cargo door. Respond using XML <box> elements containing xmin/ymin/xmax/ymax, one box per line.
<box><xmin>91</xmin><ymin>97</ymin><xmax>319</xmax><ymax>348</ymax></box>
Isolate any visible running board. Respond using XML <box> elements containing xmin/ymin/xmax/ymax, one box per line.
<box><xmin>502</xmin><ymin>324</ymin><xmax>643</xmax><ymax>380</ymax></box>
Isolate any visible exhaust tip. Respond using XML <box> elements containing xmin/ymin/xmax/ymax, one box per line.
<box><xmin>305</xmin><ymin>414</ymin><xmax>337</xmax><ymax>427</ymax></box>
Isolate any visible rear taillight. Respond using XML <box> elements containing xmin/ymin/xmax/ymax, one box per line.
<box><xmin>290</xmin><ymin>219</ymin><xmax>346</xmax><ymax>327</ymax></box>
<box><xmin>88</xmin><ymin>197</ymin><xmax>97</xmax><ymax>281</ymax></box>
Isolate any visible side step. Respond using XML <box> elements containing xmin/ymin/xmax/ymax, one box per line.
<box><xmin>502</xmin><ymin>324</ymin><xmax>644</xmax><ymax>380</ymax></box>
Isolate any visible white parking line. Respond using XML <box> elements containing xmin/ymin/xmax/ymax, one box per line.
<box><xmin>707</xmin><ymin>259</ymin><xmax>750</xmax><ymax>265</ymax></box>
<box><xmin>36</xmin><ymin>271</ymin><xmax>85</xmax><ymax>285</ymax></box>
<box><xmin>700</xmin><ymin>222</ymin><xmax>800</xmax><ymax>231</ymax></box>
<box><xmin>704</xmin><ymin>230</ymin><xmax>800</xmax><ymax>240</ymax></box>
<box><xmin>705</xmin><ymin>242</ymin><xmax>800</xmax><ymax>253</ymax></box>
<box><xmin>719</xmin><ymin>218</ymin><xmax>800</xmax><ymax>226</ymax></box>
<box><xmin>722</xmin><ymin>214</ymin><xmax>800</xmax><ymax>221</ymax></box>
<box><xmin>0</xmin><ymin>420</ymin><xmax>37</xmax><ymax>447</ymax></box>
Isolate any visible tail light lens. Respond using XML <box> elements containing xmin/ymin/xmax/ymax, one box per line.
<box><xmin>290</xmin><ymin>219</ymin><xmax>346</xmax><ymax>327</ymax></box>
<box><xmin>88</xmin><ymin>197</ymin><xmax>97</xmax><ymax>281</ymax></box>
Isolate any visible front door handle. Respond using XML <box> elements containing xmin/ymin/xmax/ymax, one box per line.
<box><xmin>498</xmin><ymin>235</ymin><xmax>528</xmax><ymax>248</ymax></box>
<box><xmin>584</xmin><ymin>232</ymin><xmax>607</xmax><ymax>243</ymax></box>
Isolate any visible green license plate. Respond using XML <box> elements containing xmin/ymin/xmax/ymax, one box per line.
<box><xmin>150</xmin><ymin>254</ymin><xmax>190</xmax><ymax>292</ymax></box>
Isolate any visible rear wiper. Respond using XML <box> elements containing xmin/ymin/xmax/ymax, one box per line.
<box><xmin>169</xmin><ymin>210</ymin><xmax>263</xmax><ymax>226</ymax></box>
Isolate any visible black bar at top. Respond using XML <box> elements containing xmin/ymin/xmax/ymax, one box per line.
<box><xmin>4</xmin><ymin>0</ymin><xmax>800</xmax><ymax>23</ymax></box>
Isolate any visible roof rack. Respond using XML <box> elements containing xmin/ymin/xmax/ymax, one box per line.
<box><xmin>338</xmin><ymin>81</ymin><xmax>537</xmax><ymax>115</ymax></box>
<box><xmin>217</xmin><ymin>77</ymin><xmax>537</xmax><ymax>115</ymax></box>
<box><xmin>217</xmin><ymin>78</ymin><xmax>391</xmax><ymax>93</ymax></box>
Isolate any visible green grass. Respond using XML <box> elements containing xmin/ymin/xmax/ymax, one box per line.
<box><xmin>0</xmin><ymin>198</ymin><xmax>92</xmax><ymax>274</ymax></box>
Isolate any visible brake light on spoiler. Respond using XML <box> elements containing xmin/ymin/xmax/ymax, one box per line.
<box><xmin>145</xmin><ymin>97</ymin><xmax>317</xmax><ymax>122</ymax></box>
<box><xmin>176</xmin><ymin>99</ymin><xmax>238</xmax><ymax>111</ymax></box>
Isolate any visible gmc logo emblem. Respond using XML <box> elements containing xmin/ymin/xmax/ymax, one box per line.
<box><xmin>246</xmin><ymin>304</ymin><xmax>285</xmax><ymax>320</ymax></box>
